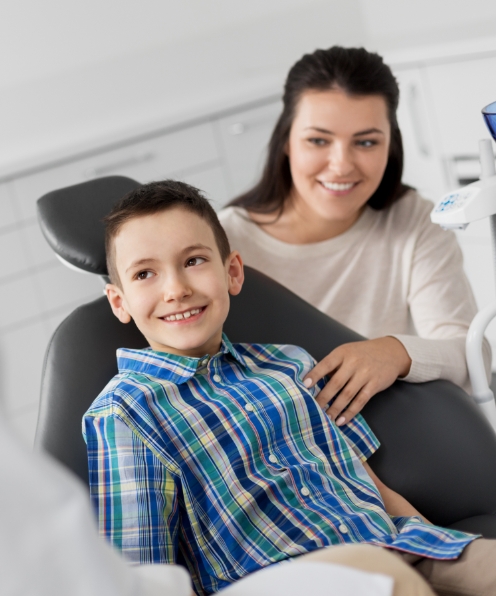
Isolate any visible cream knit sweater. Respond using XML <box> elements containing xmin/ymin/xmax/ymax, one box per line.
<box><xmin>219</xmin><ymin>190</ymin><xmax>491</xmax><ymax>392</ymax></box>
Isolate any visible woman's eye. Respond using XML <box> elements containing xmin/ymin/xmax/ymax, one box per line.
<box><xmin>356</xmin><ymin>139</ymin><xmax>378</xmax><ymax>148</ymax></box>
<box><xmin>136</xmin><ymin>270</ymin><xmax>153</xmax><ymax>280</ymax></box>
<box><xmin>186</xmin><ymin>257</ymin><xmax>206</xmax><ymax>267</ymax></box>
<box><xmin>308</xmin><ymin>137</ymin><xmax>328</xmax><ymax>147</ymax></box>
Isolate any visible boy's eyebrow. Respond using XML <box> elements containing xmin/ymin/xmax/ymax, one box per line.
<box><xmin>181</xmin><ymin>244</ymin><xmax>213</xmax><ymax>254</ymax></box>
<box><xmin>125</xmin><ymin>245</ymin><xmax>214</xmax><ymax>273</ymax></box>
<box><xmin>304</xmin><ymin>126</ymin><xmax>384</xmax><ymax>136</ymax></box>
<box><xmin>126</xmin><ymin>258</ymin><xmax>159</xmax><ymax>273</ymax></box>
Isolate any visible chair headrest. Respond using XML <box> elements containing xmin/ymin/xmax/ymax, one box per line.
<box><xmin>37</xmin><ymin>176</ymin><xmax>141</xmax><ymax>276</ymax></box>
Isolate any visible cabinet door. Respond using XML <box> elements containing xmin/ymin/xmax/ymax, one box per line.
<box><xmin>425</xmin><ymin>56</ymin><xmax>496</xmax><ymax>160</ymax></box>
<box><xmin>11</xmin><ymin>121</ymin><xmax>220</xmax><ymax>221</ymax></box>
<box><xmin>214</xmin><ymin>99</ymin><xmax>282</xmax><ymax>199</ymax></box>
<box><xmin>394</xmin><ymin>66</ymin><xmax>448</xmax><ymax>202</ymax></box>
<box><xmin>178</xmin><ymin>165</ymin><xmax>230</xmax><ymax>211</ymax></box>
<box><xmin>0</xmin><ymin>182</ymin><xmax>18</xmax><ymax>230</ymax></box>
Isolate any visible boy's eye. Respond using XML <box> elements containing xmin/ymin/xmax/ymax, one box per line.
<box><xmin>186</xmin><ymin>257</ymin><xmax>206</xmax><ymax>267</ymax></box>
<box><xmin>136</xmin><ymin>270</ymin><xmax>154</xmax><ymax>280</ymax></box>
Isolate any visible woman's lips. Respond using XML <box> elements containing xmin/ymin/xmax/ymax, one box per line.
<box><xmin>318</xmin><ymin>180</ymin><xmax>359</xmax><ymax>195</ymax></box>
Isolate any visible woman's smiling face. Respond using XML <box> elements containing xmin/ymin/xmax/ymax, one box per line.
<box><xmin>286</xmin><ymin>88</ymin><xmax>391</xmax><ymax>228</ymax></box>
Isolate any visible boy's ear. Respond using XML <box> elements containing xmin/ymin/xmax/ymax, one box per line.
<box><xmin>105</xmin><ymin>284</ymin><xmax>132</xmax><ymax>324</ymax></box>
<box><xmin>226</xmin><ymin>251</ymin><xmax>244</xmax><ymax>296</ymax></box>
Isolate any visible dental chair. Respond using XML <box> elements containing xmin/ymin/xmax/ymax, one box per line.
<box><xmin>35</xmin><ymin>176</ymin><xmax>496</xmax><ymax>537</ymax></box>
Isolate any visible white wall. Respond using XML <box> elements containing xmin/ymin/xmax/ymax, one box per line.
<box><xmin>0</xmin><ymin>0</ymin><xmax>367</xmax><ymax>172</ymax></box>
<box><xmin>0</xmin><ymin>0</ymin><xmax>316</xmax><ymax>87</ymax></box>
<box><xmin>360</xmin><ymin>0</ymin><xmax>496</xmax><ymax>50</ymax></box>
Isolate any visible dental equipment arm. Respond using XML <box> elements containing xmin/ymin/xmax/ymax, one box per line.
<box><xmin>431</xmin><ymin>101</ymin><xmax>496</xmax><ymax>431</ymax></box>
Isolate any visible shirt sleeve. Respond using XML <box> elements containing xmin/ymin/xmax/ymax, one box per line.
<box><xmin>84</xmin><ymin>413</ymin><xmax>180</xmax><ymax>565</ymax></box>
<box><xmin>389</xmin><ymin>200</ymin><xmax>491</xmax><ymax>392</ymax></box>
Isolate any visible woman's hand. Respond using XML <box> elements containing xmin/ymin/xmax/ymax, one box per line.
<box><xmin>303</xmin><ymin>337</ymin><xmax>412</xmax><ymax>425</ymax></box>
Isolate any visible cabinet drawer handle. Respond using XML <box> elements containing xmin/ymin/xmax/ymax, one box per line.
<box><xmin>84</xmin><ymin>152</ymin><xmax>156</xmax><ymax>178</ymax></box>
<box><xmin>228</xmin><ymin>111</ymin><xmax>280</xmax><ymax>136</ymax></box>
<box><xmin>229</xmin><ymin>123</ymin><xmax>246</xmax><ymax>135</ymax></box>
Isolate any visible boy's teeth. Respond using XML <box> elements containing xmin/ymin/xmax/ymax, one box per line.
<box><xmin>165</xmin><ymin>308</ymin><xmax>202</xmax><ymax>321</ymax></box>
<box><xmin>321</xmin><ymin>181</ymin><xmax>355</xmax><ymax>191</ymax></box>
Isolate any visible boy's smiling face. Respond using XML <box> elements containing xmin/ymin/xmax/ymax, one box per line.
<box><xmin>106</xmin><ymin>207</ymin><xmax>243</xmax><ymax>358</ymax></box>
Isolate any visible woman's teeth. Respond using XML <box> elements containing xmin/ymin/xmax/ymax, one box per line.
<box><xmin>321</xmin><ymin>181</ymin><xmax>355</xmax><ymax>191</ymax></box>
<box><xmin>165</xmin><ymin>308</ymin><xmax>202</xmax><ymax>321</ymax></box>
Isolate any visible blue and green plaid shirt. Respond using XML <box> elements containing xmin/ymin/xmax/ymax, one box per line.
<box><xmin>83</xmin><ymin>335</ymin><xmax>476</xmax><ymax>595</ymax></box>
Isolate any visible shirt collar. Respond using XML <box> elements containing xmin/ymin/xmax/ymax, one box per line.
<box><xmin>116</xmin><ymin>333</ymin><xmax>247</xmax><ymax>384</ymax></box>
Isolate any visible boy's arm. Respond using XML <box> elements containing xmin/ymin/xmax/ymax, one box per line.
<box><xmin>363</xmin><ymin>462</ymin><xmax>431</xmax><ymax>524</ymax></box>
<box><xmin>84</xmin><ymin>413</ymin><xmax>180</xmax><ymax>563</ymax></box>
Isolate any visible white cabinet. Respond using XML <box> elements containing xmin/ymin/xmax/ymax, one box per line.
<box><xmin>178</xmin><ymin>165</ymin><xmax>230</xmax><ymax>211</ymax></box>
<box><xmin>425</xmin><ymin>56</ymin><xmax>496</xmax><ymax>162</ymax></box>
<box><xmin>394</xmin><ymin>66</ymin><xmax>448</xmax><ymax>202</ymax></box>
<box><xmin>11</xmin><ymin>121</ymin><xmax>221</xmax><ymax>221</ymax></box>
<box><xmin>214</xmin><ymin>100</ymin><xmax>282</xmax><ymax>198</ymax></box>
<box><xmin>0</xmin><ymin>182</ymin><xmax>18</xmax><ymax>229</ymax></box>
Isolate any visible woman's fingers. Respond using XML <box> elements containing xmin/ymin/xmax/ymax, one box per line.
<box><xmin>323</xmin><ymin>370</ymin><xmax>374</xmax><ymax>423</ymax></box>
<box><xmin>313</xmin><ymin>363</ymin><xmax>347</xmax><ymax>409</ymax></box>
<box><xmin>329</xmin><ymin>384</ymin><xmax>374</xmax><ymax>425</ymax></box>
<box><xmin>304</xmin><ymin>352</ymin><xmax>340</xmax><ymax>389</ymax></box>
<box><xmin>304</xmin><ymin>338</ymin><xmax>412</xmax><ymax>424</ymax></box>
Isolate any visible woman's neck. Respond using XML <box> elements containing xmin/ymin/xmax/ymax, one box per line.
<box><xmin>247</xmin><ymin>196</ymin><xmax>365</xmax><ymax>245</ymax></box>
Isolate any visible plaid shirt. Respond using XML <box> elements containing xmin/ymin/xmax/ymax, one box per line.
<box><xmin>83</xmin><ymin>335</ymin><xmax>476</xmax><ymax>595</ymax></box>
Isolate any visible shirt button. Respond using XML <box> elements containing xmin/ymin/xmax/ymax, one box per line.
<box><xmin>339</xmin><ymin>524</ymin><xmax>348</xmax><ymax>534</ymax></box>
<box><xmin>245</xmin><ymin>403</ymin><xmax>254</xmax><ymax>412</ymax></box>
<box><xmin>268</xmin><ymin>454</ymin><xmax>278</xmax><ymax>464</ymax></box>
<box><xmin>300</xmin><ymin>487</ymin><xmax>310</xmax><ymax>497</ymax></box>
<box><xmin>213</xmin><ymin>374</ymin><xmax>221</xmax><ymax>382</ymax></box>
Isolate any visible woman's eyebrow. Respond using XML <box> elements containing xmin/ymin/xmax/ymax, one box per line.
<box><xmin>353</xmin><ymin>128</ymin><xmax>384</xmax><ymax>136</ymax></box>
<box><xmin>304</xmin><ymin>126</ymin><xmax>384</xmax><ymax>136</ymax></box>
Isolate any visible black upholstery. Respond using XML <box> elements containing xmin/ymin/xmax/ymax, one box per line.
<box><xmin>35</xmin><ymin>176</ymin><xmax>496</xmax><ymax>538</ymax></box>
<box><xmin>37</xmin><ymin>176</ymin><xmax>140</xmax><ymax>274</ymax></box>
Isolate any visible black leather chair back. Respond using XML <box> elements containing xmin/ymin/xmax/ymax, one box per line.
<box><xmin>35</xmin><ymin>177</ymin><xmax>496</xmax><ymax>535</ymax></box>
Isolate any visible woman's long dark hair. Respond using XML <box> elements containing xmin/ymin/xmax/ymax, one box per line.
<box><xmin>229</xmin><ymin>46</ymin><xmax>410</xmax><ymax>214</ymax></box>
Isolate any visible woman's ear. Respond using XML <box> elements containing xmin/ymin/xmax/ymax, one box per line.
<box><xmin>105</xmin><ymin>284</ymin><xmax>132</xmax><ymax>324</ymax></box>
<box><xmin>226</xmin><ymin>251</ymin><xmax>244</xmax><ymax>296</ymax></box>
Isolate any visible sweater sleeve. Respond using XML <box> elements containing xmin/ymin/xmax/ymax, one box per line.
<box><xmin>389</xmin><ymin>202</ymin><xmax>491</xmax><ymax>392</ymax></box>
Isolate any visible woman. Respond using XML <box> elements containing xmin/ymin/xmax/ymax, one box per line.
<box><xmin>219</xmin><ymin>46</ymin><xmax>491</xmax><ymax>425</ymax></box>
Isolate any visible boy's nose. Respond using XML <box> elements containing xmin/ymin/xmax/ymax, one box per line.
<box><xmin>163</xmin><ymin>275</ymin><xmax>192</xmax><ymax>302</ymax></box>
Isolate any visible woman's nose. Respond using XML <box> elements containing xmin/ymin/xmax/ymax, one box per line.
<box><xmin>327</xmin><ymin>143</ymin><xmax>355</xmax><ymax>177</ymax></box>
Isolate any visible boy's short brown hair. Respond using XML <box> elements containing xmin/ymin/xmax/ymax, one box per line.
<box><xmin>104</xmin><ymin>180</ymin><xmax>231</xmax><ymax>286</ymax></box>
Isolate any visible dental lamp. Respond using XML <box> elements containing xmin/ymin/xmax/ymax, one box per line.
<box><xmin>431</xmin><ymin>101</ymin><xmax>496</xmax><ymax>431</ymax></box>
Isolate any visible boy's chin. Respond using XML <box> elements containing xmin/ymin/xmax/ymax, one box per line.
<box><xmin>147</xmin><ymin>332</ymin><xmax>223</xmax><ymax>358</ymax></box>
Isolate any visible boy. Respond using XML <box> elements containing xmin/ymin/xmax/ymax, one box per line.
<box><xmin>83</xmin><ymin>180</ymin><xmax>494</xmax><ymax>596</ymax></box>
